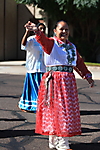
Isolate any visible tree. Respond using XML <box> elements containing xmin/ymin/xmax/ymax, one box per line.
<box><xmin>15</xmin><ymin>0</ymin><xmax>100</xmax><ymax>62</ymax></box>
<box><xmin>15</xmin><ymin>0</ymin><xmax>99</xmax><ymax>15</ymax></box>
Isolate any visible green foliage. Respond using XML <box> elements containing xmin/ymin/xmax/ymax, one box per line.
<box><xmin>15</xmin><ymin>0</ymin><xmax>100</xmax><ymax>62</ymax></box>
<box><xmin>15</xmin><ymin>0</ymin><xmax>34</xmax><ymax>5</ymax></box>
<box><xmin>15</xmin><ymin>0</ymin><xmax>63</xmax><ymax>19</ymax></box>
<box><xmin>15</xmin><ymin>0</ymin><xmax>99</xmax><ymax>12</ymax></box>
<box><xmin>73</xmin><ymin>0</ymin><xmax>99</xmax><ymax>8</ymax></box>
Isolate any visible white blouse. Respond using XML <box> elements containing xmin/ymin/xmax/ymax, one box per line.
<box><xmin>21</xmin><ymin>35</ymin><xmax>46</xmax><ymax>73</ymax></box>
<box><xmin>44</xmin><ymin>39</ymin><xmax>77</xmax><ymax>67</ymax></box>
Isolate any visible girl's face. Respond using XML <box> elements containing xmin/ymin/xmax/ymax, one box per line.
<box><xmin>38</xmin><ymin>25</ymin><xmax>45</xmax><ymax>33</ymax></box>
<box><xmin>54</xmin><ymin>21</ymin><xmax>69</xmax><ymax>43</ymax></box>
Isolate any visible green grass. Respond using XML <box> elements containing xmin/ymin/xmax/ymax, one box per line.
<box><xmin>85</xmin><ymin>62</ymin><xmax>100</xmax><ymax>66</ymax></box>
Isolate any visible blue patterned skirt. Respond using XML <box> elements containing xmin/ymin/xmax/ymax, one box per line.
<box><xmin>18</xmin><ymin>72</ymin><xmax>44</xmax><ymax>112</ymax></box>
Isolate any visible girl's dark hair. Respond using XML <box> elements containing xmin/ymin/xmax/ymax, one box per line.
<box><xmin>28</xmin><ymin>22</ymin><xmax>46</xmax><ymax>36</ymax></box>
<box><xmin>54</xmin><ymin>20</ymin><xmax>68</xmax><ymax>29</ymax></box>
<box><xmin>36</xmin><ymin>23</ymin><xmax>46</xmax><ymax>30</ymax></box>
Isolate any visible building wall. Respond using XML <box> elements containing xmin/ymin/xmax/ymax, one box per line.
<box><xmin>17</xmin><ymin>4</ymin><xmax>37</xmax><ymax>60</ymax></box>
<box><xmin>0</xmin><ymin>0</ymin><xmax>5</xmax><ymax>60</ymax></box>
<box><xmin>0</xmin><ymin>0</ymin><xmax>47</xmax><ymax>61</ymax></box>
<box><xmin>5</xmin><ymin>0</ymin><xmax>17</xmax><ymax>60</ymax></box>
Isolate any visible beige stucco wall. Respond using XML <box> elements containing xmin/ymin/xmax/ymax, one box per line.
<box><xmin>0</xmin><ymin>0</ymin><xmax>20</xmax><ymax>60</ymax></box>
<box><xmin>0</xmin><ymin>0</ymin><xmax>48</xmax><ymax>61</ymax></box>
<box><xmin>5</xmin><ymin>0</ymin><xmax>17</xmax><ymax>60</ymax></box>
<box><xmin>17</xmin><ymin>4</ymin><xmax>36</xmax><ymax>60</ymax></box>
<box><xmin>0</xmin><ymin>0</ymin><xmax>4</xmax><ymax>60</ymax></box>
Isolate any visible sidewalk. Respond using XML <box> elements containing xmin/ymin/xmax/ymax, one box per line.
<box><xmin>0</xmin><ymin>61</ymin><xmax>100</xmax><ymax>79</ymax></box>
<box><xmin>0</xmin><ymin>61</ymin><xmax>100</xmax><ymax>150</ymax></box>
<box><xmin>0</xmin><ymin>61</ymin><xmax>26</xmax><ymax>66</ymax></box>
<box><xmin>0</xmin><ymin>61</ymin><xmax>26</xmax><ymax>75</ymax></box>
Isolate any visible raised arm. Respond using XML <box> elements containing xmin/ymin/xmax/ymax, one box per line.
<box><xmin>25</xmin><ymin>21</ymin><xmax>54</xmax><ymax>54</ymax></box>
<box><xmin>36</xmin><ymin>32</ymin><xmax>54</xmax><ymax>54</ymax></box>
<box><xmin>21</xmin><ymin>30</ymin><xmax>30</xmax><ymax>46</ymax></box>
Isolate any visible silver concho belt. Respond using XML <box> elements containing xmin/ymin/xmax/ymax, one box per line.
<box><xmin>46</xmin><ymin>66</ymin><xmax>73</xmax><ymax>72</ymax></box>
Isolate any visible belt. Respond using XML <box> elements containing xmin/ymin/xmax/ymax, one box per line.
<box><xmin>46</xmin><ymin>66</ymin><xmax>73</xmax><ymax>72</ymax></box>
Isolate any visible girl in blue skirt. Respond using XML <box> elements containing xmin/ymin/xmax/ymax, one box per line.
<box><xmin>18</xmin><ymin>22</ymin><xmax>46</xmax><ymax>112</ymax></box>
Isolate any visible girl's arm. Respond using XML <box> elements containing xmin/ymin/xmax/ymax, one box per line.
<box><xmin>25</xmin><ymin>21</ymin><xmax>54</xmax><ymax>54</ymax></box>
<box><xmin>36</xmin><ymin>32</ymin><xmax>54</xmax><ymax>54</ymax></box>
<box><xmin>21</xmin><ymin>30</ymin><xmax>30</xmax><ymax>46</ymax></box>
<box><xmin>75</xmin><ymin>50</ymin><xmax>94</xmax><ymax>87</ymax></box>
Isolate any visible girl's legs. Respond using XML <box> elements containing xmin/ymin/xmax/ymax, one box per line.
<box><xmin>56</xmin><ymin>136</ymin><xmax>70</xmax><ymax>150</ymax></box>
<box><xmin>49</xmin><ymin>135</ymin><xmax>58</xmax><ymax>149</ymax></box>
<box><xmin>49</xmin><ymin>135</ymin><xmax>70</xmax><ymax>150</ymax></box>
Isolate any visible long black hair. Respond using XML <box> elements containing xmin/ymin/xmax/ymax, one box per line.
<box><xmin>36</xmin><ymin>23</ymin><xmax>46</xmax><ymax>29</ymax></box>
<box><xmin>54</xmin><ymin>20</ymin><xmax>69</xmax><ymax>29</ymax></box>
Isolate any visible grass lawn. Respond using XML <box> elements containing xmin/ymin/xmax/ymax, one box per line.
<box><xmin>85</xmin><ymin>62</ymin><xmax>100</xmax><ymax>67</ymax></box>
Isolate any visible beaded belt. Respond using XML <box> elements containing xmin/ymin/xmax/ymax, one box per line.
<box><xmin>46</xmin><ymin>66</ymin><xmax>73</xmax><ymax>72</ymax></box>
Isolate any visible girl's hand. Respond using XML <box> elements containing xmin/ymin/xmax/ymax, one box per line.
<box><xmin>24</xmin><ymin>21</ymin><xmax>38</xmax><ymax>32</ymax></box>
<box><xmin>87</xmin><ymin>78</ymin><xmax>94</xmax><ymax>87</ymax></box>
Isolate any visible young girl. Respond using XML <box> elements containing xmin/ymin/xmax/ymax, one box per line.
<box><xmin>25</xmin><ymin>20</ymin><xmax>94</xmax><ymax>150</ymax></box>
<box><xmin>18</xmin><ymin>22</ymin><xmax>46</xmax><ymax>112</ymax></box>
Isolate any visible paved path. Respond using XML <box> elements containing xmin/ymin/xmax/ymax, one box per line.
<box><xmin>0</xmin><ymin>61</ymin><xmax>100</xmax><ymax>79</ymax></box>
<box><xmin>0</xmin><ymin>61</ymin><xmax>100</xmax><ymax>150</ymax></box>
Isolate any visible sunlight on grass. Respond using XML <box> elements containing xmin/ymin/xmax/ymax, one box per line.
<box><xmin>85</xmin><ymin>62</ymin><xmax>100</xmax><ymax>66</ymax></box>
